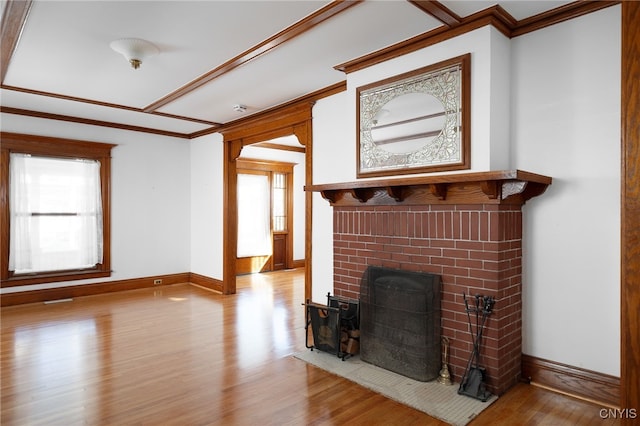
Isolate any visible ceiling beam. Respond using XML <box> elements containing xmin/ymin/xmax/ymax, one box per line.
<box><xmin>0</xmin><ymin>0</ymin><xmax>32</xmax><ymax>83</ymax></box>
<box><xmin>0</xmin><ymin>106</ymin><xmax>192</xmax><ymax>139</ymax></box>
<box><xmin>143</xmin><ymin>0</ymin><xmax>358</xmax><ymax>113</ymax></box>
<box><xmin>409</xmin><ymin>1</ymin><xmax>461</xmax><ymax>27</ymax></box>
<box><xmin>1</xmin><ymin>84</ymin><xmax>220</xmax><ymax>126</ymax></box>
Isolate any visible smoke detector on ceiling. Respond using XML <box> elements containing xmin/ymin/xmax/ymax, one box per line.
<box><xmin>233</xmin><ymin>104</ymin><xmax>247</xmax><ymax>113</ymax></box>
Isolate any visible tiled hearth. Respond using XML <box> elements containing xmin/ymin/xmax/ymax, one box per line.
<box><xmin>307</xmin><ymin>170</ymin><xmax>551</xmax><ymax>395</ymax></box>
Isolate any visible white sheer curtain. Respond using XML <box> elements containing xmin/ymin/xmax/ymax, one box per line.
<box><xmin>9</xmin><ymin>154</ymin><xmax>103</xmax><ymax>273</ymax></box>
<box><xmin>237</xmin><ymin>173</ymin><xmax>272</xmax><ymax>257</ymax></box>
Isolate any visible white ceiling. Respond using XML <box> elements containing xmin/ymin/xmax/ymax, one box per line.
<box><xmin>1</xmin><ymin>0</ymin><xmax>574</xmax><ymax>138</ymax></box>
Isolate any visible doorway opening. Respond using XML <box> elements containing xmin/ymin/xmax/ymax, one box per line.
<box><xmin>221</xmin><ymin>102</ymin><xmax>314</xmax><ymax>299</ymax></box>
<box><xmin>236</xmin><ymin>157</ymin><xmax>297</xmax><ymax>274</ymax></box>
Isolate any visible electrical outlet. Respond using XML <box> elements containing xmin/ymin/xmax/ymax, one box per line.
<box><xmin>154</xmin><ymin>279</ymin><xmax>162</xmax><ymax>285</ymax></box>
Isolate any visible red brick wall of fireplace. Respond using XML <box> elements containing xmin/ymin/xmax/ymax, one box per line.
<box><xmin>332</xmin><ymin>204</ymin><xmax>523</xmax><ymax>395</ymax></box>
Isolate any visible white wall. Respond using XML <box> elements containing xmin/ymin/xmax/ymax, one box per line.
<box><xmin>190</xmin><ymin>133</ymin><xmax>224</xmax><ymax>280</ymax></box>
<box><xmin>1</xmin><ymin>114</ymin><xmax>192</xmax><ymax>293</ymax></box>
<box><xmin>311</xmin><ymin>7</ymin><xmax>621</xmax><ymax>376</ymax></box>
<box><xmin>512</xmin><ymin>6</ymin><xmax>621</xmax><ymax>376</ymax></box>
<box><xmin>311</xmin><ymin>92</ymin><xmax>350</xmax><ymax>301</ymax></box>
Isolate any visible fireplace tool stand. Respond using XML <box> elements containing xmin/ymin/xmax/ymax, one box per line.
<box><xmin>458</xmin><ymin>293</ymin><xmax>495</xmax><ymax>402</ymax></box>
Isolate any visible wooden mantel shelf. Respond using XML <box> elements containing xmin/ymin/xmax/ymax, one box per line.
<box><xmin>305</xmin><ymin>170</ymin><xmax>552</xmax><ymax>206</ymax></box>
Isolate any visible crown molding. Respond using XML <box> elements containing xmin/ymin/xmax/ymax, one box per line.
<box><xmin>335</xmin><ymin>1</ymin><xmax>620</xmax><ymax>74</ymax></box>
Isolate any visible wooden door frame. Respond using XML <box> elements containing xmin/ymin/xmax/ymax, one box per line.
<box><xmin>221</xmin><ymin>103</ymin><xmax>313</xmax><ymax>299</ymax></box>
<box><xmin>621</xmin><ymin>1</ymin><xmax>639</xmax><ymax>415</ymax></box>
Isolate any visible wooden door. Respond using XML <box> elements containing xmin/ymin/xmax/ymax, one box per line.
<box><xmin>271</xmin><ymin>170</ymin><xmax>289</xmax><ymax>271</ymax></box>
<box><xmin>272</xmin><ymin>233</ymin><xmax>286</xmax><ymax>270</ymax></box>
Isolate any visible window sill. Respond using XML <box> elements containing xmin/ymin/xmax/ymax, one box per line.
<box><xmin>1</xmin><ymin>269</ymin><xmax>112</xmax><ymax>288</ymax></box>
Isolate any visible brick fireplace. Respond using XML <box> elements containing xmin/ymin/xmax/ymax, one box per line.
<box><xmin>307</xmin><ymin>170</ymin><xmax>551</xmax><ymax>395</ymax></box>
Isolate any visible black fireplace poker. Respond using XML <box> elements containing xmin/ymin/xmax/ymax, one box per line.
<box><xmin>458</xmin><ymin>293</ymin><xmax>495</xmax><ymax>402</ymax></box>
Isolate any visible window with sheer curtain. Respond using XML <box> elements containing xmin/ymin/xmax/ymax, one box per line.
<box><xmin>9</xmin><ymin>154</ymin><xmax>103</xmax><ymax>273</ymax></box>
<box><xmin>1</xmin><ymin>132</ymin><xmax>114</xmax><ymax>287</ymax></box>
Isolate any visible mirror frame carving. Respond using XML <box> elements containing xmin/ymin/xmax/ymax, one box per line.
<box><xmin>356</xmin><ymin>54</ymin><xmax>471</xmax><ymax>178</ymax></box>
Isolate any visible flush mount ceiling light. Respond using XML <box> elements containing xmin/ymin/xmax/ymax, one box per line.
<box><xmin>110</xmin><ymin>38</ymin><xmax>159</xmax><ymax>70</ymax></box>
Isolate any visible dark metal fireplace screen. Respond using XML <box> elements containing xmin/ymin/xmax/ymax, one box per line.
<box><xmin>360</xmin><ymin>266</ymin><xmax>441</xmax><ymax>382</ymax></box>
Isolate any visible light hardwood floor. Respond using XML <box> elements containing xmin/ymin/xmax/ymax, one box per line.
<box><xmin>1</xmin><ymin>269</ymin><xmax>617</xmax><ymax>425</ymax></box>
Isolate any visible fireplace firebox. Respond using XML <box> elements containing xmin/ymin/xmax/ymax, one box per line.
<box><xmin>360</xmin><ymin>266</ymin><xmax>441</xmax><ymax>382</ymax></box>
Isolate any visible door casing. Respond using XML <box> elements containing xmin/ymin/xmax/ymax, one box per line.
<box><xmin>221</xmin><ymin>103</ymin><xmax>313</xmax><ymax>300</ymax></box>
